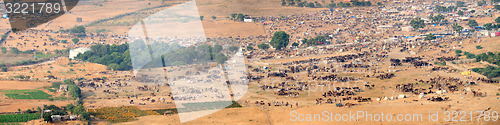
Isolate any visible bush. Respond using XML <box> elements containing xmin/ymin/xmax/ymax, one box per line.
<box><xmin>258</xmin><ymin>43</ymin><xmax>270</xmax><ymax>50</ymax></box>
<box><xmin>215</xmin><ymin>53</ymin><xmax>228</xmax><ymax>64</ymax></box>
<box><xmin>51</xmin><ymin>82</ymin><xmax>62</xmax><ymax>89</ymax></box>
<box><xmin>230</xmin><ymin>13</ymin><xmax>247</xmax><ymax>21</ymax></box>
<box><xmin>246</xmin><ymin>45</ymin><xmax>253</xmax><ymax>50</ymax></box>
<box><xmin>0</xmin><ymin>47</ymin><xmax>6</xmax><ymax>54</ymax></box>
<box><xmin>434</xmin><ymin>61</ymin><xmax>446</xmax><ymax>66</ymax></box>
<box><xmin>72</xmin><ymin>38</ymin><xmax>80</xmax><ymax>44</ymax></box>
<box><xmin>0</xmin><ymin>64</ymin><xmax>7</xmax><ymax>72</ymax></box>
<box><xmin>229</xmin><ymin>46</ymin><xmax>239</xmax><ymax>52</ymax></box>
<box><xmin>10</xmin><ymin>47</ymin><xmax>20</xmax><ymax>54</ymax></box>
<box><xmin>70</xmin><ymin>25</ymin><xmax>86</xmax><ymax>34</ymax></box>
<box><xmin>455</xmin><ymin>49</ymin><xmax>462</xmax><ymax>56</ymax></box>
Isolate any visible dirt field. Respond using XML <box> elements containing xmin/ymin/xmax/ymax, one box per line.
<box><xmin>0</xmin><ymin>81</ymin><xmax>73</xmax><ymax>112</ymax></box>
<box><xmin>0</xmin><ymin>81</ymin><xmax>50</xmax><ymax>90</ymax></box>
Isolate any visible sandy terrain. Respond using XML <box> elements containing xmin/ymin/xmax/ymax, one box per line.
<box><xmin>0</xmin><ymin>81</ymin><xmax>50</xmax><ymax>90</ymax></box>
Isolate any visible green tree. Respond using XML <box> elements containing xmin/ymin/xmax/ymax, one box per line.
<box><xmin>298</xmin><ymin>1</ymin><xmax>307</xmax><ymax>7</ymax></box>
<box><xmin>467</xmin><ymin>20</ymin><xmax>478</xmax><ymax>29</ymax></box>
<box><xmin>10</xmin><ymin>47</ymin><xmax>20</xmax><ymax>54</ymax></box>
<box><xmin>315</xmin><ymin>3</ymin><xmax>322</xmax><ymax>7</ymax></box>
<box><xmin>306</xmin><ymin>35</ymin><xmax>327</xmax><ymax>46</ymax></box>
<box><xmin>51</xmin><ymin>82</ymin><xmax>62</xmax><ymax>89</ymax></box>
<box><xmin>424</xmin><ymin>34</ymin><xmax>437</xmax><ymax>41</ymax></box>
<box><xmin>477</xmin><ymin>0</ymin><xmax>486</xmax><ymax>6</ymax></box>
<box><xmin>452</xmin><ymin>23</ymin><xmax>463</xmax><ymax>34</ymax></box>
<box><xmin>70</xmin><ymin>25</ymin><xmax>86</xmax><ymax>34</ymax></box>
<box><xmin>328</xmin><ymin>3</ymin><xmax>336</xmax><ymax>8</ymax></box>
<box><xmin>0</xmin><ymin>66</ymin><xmax>7</xmax><ymax>72</ymax></box>
<box><xmin>215</xmin><ymin>53</ymin><xmax>228</xmax><ymax>64</ymax></box>
<box><xmin>213</xmin><ymin>45</ymin><xmax>223</xmax><ymax>53</ymax></box>
<box><xmin>429</xmin><ymin>14</ymin><xmax>444</xmax><ymax>24</ymax></box>
<box><xmin>258</xmin><ymin>43</ymin><xmax>270</xmax><ymax>50</ymax></box>
<box><xmin>0</xmin><ymin>47</ymin><xmax>6</xmax><ymax>54</ymax></box>
<box><xmin>73</xmin><ymin>105</ymin><xmax>85</xmax><ymax>115</ymax></box>
<box><xmin>457</xmin><ymin>1</ymin><xmax>465</xmax><ymax>7</ymax></box>
<box><xmin>307</xmin><ymin>2</ymin><xmax>315</xmax><ymax>8</ymax></box>
<box><xmin>200</xmin><ymin>16</ymin><xmax>204</xmax><ymax>21</ymax></box>
<box><xmin>72</xmin><ymin>38</ymin><xmax>80</xmax><ymax>44</ymax></box>
<box><xmin>269</xmin><ymin>31</ymin><xmax>290</xmax><ymax>50</ymax></box>
<box><xmin>410</xmin><ymin>17</ymin><xmax>426</xmax><ymax>31</ymax></box>
<box><xmin>69</xmin><ymin>85</ymin><xmax>81</xmax><ymax>99</ymax></box>
<box><xmin>81</xmin><ymin>112</ymin><xmax>91</xmax><ymax>121</ymax></box>
<box><xmin>484</xmin><ymin>23</ymin><xmax>493</xmax><ymax>30</ymax></box>
<box><xmin>235</xmin><ymin>14</ymin><xmax>246</xmax><ymax>21</ymax></box>
<box><xmin>64</xmin><ymin>79</ymin><xmax>75</xmax><ymax>85</ymax></box>
<box><xmin>458</xmin><ymin>10</ymin><xmax>464</xmax><ymax>16</ymax></box>
<box><xmin>246</xmin><ymin>45</ymin><xmax>253</xmax><ymax>50</ymax></box>
<box><xmin>43</xmin><ymin>113</ymin><xmax>51</xmax><ymax>122</ymax></box>
<box><xmin>211</xmin><ymin>16</ymin><xmax>217</xmax><ymax>20</ymax></box>
<box><xmin>496</xmin><ymin>16</ymin><xmax>500</xmax><ymax>23</ymax></box>
<box><xmin>37</xmin><ymin>107</ymin><xmax>42</xmax><ymax>113</ymax></box>
<box><xmin>66</xmin><ymin>104</ymin><xmax>75</xmax><ymax>112</ymax></box>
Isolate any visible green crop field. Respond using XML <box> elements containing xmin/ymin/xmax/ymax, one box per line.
<box><xmin>0</xmin><ymin>123</ymin><xmax>21</xmax><ymax>125</ymax></box>
<box><xmin>0</xmin><ymin>113</ymin><xmax>40</xmax><ymax>123</ymax></box>
<box><xmin>1</xmin><ymin>90</ymin><xmax>52</xmax><ymax>100</ymax></box>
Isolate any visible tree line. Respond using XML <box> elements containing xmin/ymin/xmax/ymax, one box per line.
<box><xmin>483</xmin><ymin>16</ymin><xmax>500</xmax><ymax>31</ymax></box>
<box><xmin>76</xmin><ymin>41</ymin><xmax>237</xmax><ymax>71</ymax></box>
<box><xmin>455</xmin><ymin>50</ymin><xmax>500</xmax><ymax>79</ymax></box>
<box><xmin>249</xmin><ymin>31</ymin><xmax>332</xmax><ymax>51</ymax></box>
<box><xmin>75</xmin><ymin>44</ymin><xmax>131</xmax><ymax>71</ymax></box>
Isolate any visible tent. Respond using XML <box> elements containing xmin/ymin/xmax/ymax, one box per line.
<box><xmin>398</xmin><ymin>94</ymin><xmax>406</xmax><ymax>98</ymax></box>
<box><xmin>461</xmin><ymin>71</ymin><xmax>471</xmax><ymax>75</ymax></box>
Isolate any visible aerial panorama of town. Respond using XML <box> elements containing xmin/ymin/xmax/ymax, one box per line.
<box><xmin>0</xmin><ymin>0</ymin><xmax>499</xmax><ymax>124</ymax></box>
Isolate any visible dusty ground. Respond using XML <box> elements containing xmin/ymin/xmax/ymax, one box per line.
<box><xmin>0</xmin><ymin>81</ymin><xmax>50</xmax><ymax>90</ymax></box>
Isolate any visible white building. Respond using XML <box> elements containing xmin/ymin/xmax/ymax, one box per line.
<box><xmin>69</xmin><ymin>47</ymin><xmax>91</xmax><ymax>59</ymax></box>
<box><xmin>244</xmin><ymin>16</ymin><xmax>252</xmax><ymax>23</ymax></box>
